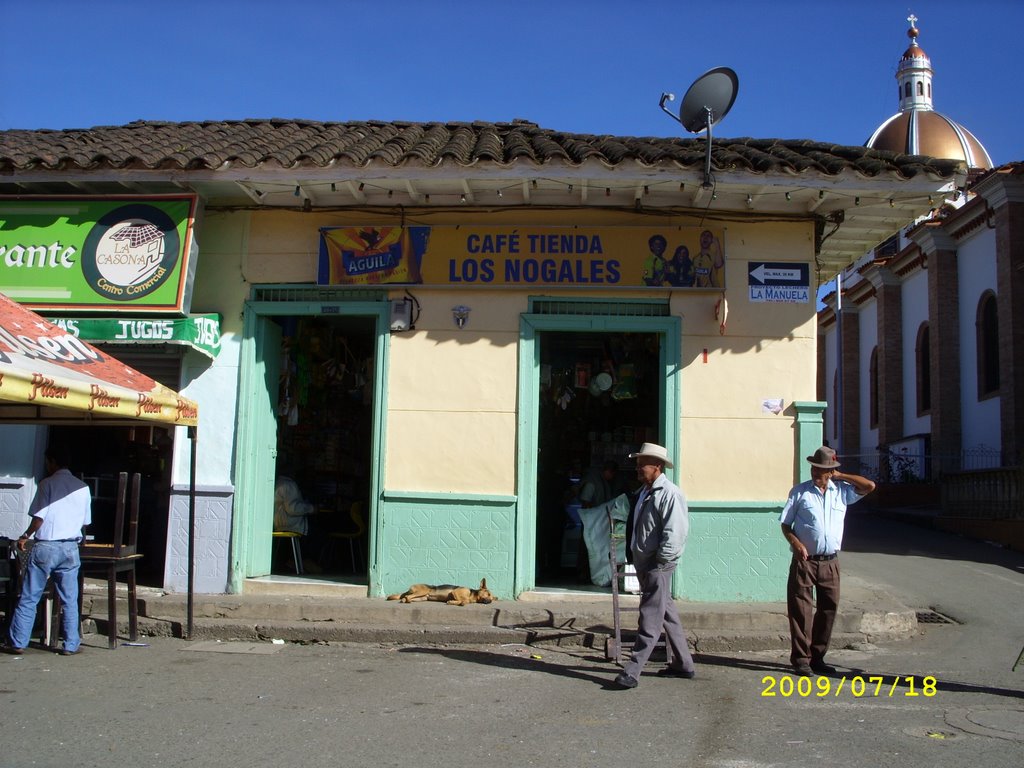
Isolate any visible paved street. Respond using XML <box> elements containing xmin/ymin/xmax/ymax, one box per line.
<box><xmin>2</xmin><ymin>513</ymin><xmax>1022</xmax><ymax>768</ymax></box>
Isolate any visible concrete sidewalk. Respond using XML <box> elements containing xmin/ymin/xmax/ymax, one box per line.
<box><xmin>79</xmin><ymin>575</ymin><xmax>918</xmax><ymax>654</ymax></box>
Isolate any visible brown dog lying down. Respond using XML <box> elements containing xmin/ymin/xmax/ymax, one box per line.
<box><xmin>386</xmin><ymin>578</ymin><xmax>493</xmax><ymax>606</ymax></box>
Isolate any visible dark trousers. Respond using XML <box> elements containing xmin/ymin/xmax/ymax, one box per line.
<box><xmin>621</xmin><ymin>564</ymin><xmax>695</xmax><ymax>678</ymax></box>
<box><xmin>787</xmin><ymin>556</ymin><xmax>840</xmax><ymax>667</ymax></box>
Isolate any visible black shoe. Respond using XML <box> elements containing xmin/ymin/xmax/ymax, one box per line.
<box><xmin>613</xmin><ymin>672</ymin><xmax>639</xmax><ymax>689</ymax></box>
<box><xmin>1</xmin><ymin>644</ymin><xmax>27</xmax><ymax>656</ymax></box>
<box><xmin>656</xmin><ymin>666</ymin><xmax>696</xmax><ymax>679</ymax></box>
<box><xmin>810</xmin><ymin>661</ymin><xmax>837</xmax><ymax>675</ymax></box>
<box><xmin>793</xmin><ymin>663</ymin><xmax>813</xmax><ymax>677</ymax></box>
<box><xmin>58</xmin><ymin>648</ymin><xmax>82</xmax><ymax>656</ymax></box>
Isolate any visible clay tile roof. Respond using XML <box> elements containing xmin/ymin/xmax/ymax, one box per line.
<box><xmin>0</xmin><ymin>119</ymin><xmax>964</xmax><ymax>180</ymax></box>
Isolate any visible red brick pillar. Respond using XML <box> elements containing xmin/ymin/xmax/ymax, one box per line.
<box><xmin>871</xmin><ymin>268</ymin><xmax>904</xmax><ymax>456</ymax></box>
<box><xmin>916</xmin><ymin>227</ymin><xmax>961</xmax><ymax>475</ymax></box>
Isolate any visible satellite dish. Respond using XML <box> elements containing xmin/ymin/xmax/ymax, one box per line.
<box><xmin>659</xmin><ymin>66</ymin><xmax>739</xmax><ymax>188</ymax></box>
<box><xmin>679</xmin><ymin>67</ymin><xmax>738</xmax><ymax>133</ymax></box>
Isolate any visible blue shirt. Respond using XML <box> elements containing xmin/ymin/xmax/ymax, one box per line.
<box><xmin>779</xmin><ymin>478</ymin><xmax>863</xmax><ymax>555</ymax></box>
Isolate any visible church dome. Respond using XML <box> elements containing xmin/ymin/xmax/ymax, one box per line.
<box><xmin>865</xmin><ymin>16</ymin><xmax>993</xmax><ymax>169</ymax></box>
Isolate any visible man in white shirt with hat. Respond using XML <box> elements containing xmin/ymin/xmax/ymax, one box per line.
<box><xmin>613</xmin><ymin>442</ymin><xmax>696</xmax><ymax>689</ymax></box>
<box><xmin>780</xmin><ymin>445</ymin><xmax>875</xmax><ymax>677</ymax></box>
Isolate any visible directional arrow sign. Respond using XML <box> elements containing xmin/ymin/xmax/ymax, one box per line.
<box><xmin>749</xmin><ymin>262</ymin><xmax>809</xmax><ymax>284</ymax></box>
<box><xmin>748</xmin><ymin>261</ymin><xmax>811</xmax><ymax>303</ymax></box>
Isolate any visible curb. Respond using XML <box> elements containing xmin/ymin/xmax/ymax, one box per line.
<box><xmin>82</xmin><ymin>613</ymin><xmax>917</xmax><ymax>653</ymax></box>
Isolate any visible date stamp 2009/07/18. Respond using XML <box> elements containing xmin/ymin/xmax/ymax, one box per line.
<box><xmin>761</xmin><ymin>675</ymin><xmax>938</xmax><ymax>698</ymax></box>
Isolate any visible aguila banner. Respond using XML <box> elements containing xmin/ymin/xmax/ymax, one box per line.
<box><xmin>0</xmin><ymin>291</ymin><xmax>198</xmax><ymax>426</ymax></box>
<box><xmin>319</xmin><ymin>225</ymin><xmax>727</xmax><ymax>289</ymax></box>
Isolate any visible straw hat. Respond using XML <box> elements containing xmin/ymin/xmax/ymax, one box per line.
<box><xmin>628</xmin><ymin>442</ymin><xmax>674</xmax><ymax>469</ymax></box>
<box><xmin>806</xmin><ymin>446</ymin><xmax>840</xmax><ymax>468</ymax></box>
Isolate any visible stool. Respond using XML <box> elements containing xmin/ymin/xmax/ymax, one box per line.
<box><xmin>272</xmin><ymin>531</ymin><xmax>303</xmax><ymax>575</ymax></box>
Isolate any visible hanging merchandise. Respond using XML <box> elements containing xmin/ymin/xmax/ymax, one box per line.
<box><xmin>361</xmin><ymin>356</ymin><xmax>374</xmax><ymax>405</ymax></box>
<box><xmin>278</xmin><ymin>336</ymin><xmax>295</xmax><ymax>417</ymax></box>
<box><xmin>612</xmin><ymin>363</ymin><xmax>637</xmax><ymax>400</ymax></box>
<box><xmin>557</xmin><ymin>386</ymin><xmax>575</xmax><ymax>410</ymax></box>
<box><xmin>574</xmin><ymin>363</ymin><xmax>590</xmax><ymax>389</ymax></box>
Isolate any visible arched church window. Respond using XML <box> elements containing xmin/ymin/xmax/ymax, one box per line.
<box><xmin>904</xmin><ymin>82</ymin><xmax>912</xmax><ymax>98</ymax></box>
<box><xmin>916</xmin><ymin>323</ymin><xmax>930</xmax><ymax>415</ymax></box>
<box><xmin>917</xmin><ymin>81</ymin><xmax>924</xmax><ymax>96</ymax></box>
<box><xmin>977</xmin><ymin>291</ymin><xmax>999</xmax><ymax>398</ymax></box>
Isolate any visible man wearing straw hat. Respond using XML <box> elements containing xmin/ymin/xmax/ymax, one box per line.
<box><xmin>780</xmin><ymin>446</ymin><xmax>875</xmax><ymax>677</ymax></box>
<box><xmin>612</xmin><ymin>442</ymin><xmax>696</xmax><ymax>689</ymax></box>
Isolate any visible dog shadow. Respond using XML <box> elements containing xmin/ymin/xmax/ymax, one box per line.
<box><xmin>398</xmin><ymin>645</ymin><xmax>629</xmax><ymax>689</ymax></box>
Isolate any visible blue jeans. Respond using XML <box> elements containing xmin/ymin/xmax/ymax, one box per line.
<box><xmin>8</xmin><ymin>541</ymin><xmax>81</xmax><ymax>652</ymax></box>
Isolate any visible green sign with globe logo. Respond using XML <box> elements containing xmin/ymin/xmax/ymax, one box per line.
<box><xmin>0</xmin><ymin>196</ymin><xmax>198</xmax><ymax>312</ymax></box>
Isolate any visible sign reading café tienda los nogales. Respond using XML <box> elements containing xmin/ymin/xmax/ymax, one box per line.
<box><xmin>0</xmin><ymin>196</ymin><xmax>199</xmax><ymax>312</ymax></box>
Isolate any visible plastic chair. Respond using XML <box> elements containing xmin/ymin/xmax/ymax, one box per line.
<box><xmin>322</xmin><ymin>502</ymin><xmax>366</xmax><ymax>572</ymax></box>
<box><xmin>79</xmin><ymin>472</ymin><xmax>144</xmax><ymax>649</ymax></box>
<box><xmin>272</xmin><ymin>531</ymin><xmax>304</xmax><ymax>575</ymax></box>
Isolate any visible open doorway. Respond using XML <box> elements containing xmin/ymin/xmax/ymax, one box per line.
<box><xmin>535</xmin><ymin>331</ymin><xmax>661</xmax><ymax>588</ymax></box>
<box><xmin>50</xmin><ymin>424</ymin><xmax>174</xmax><ymax>587</ymax></box>
<box><xmin>270</xmin><ymin>315</ymin><xmax>375</xmax><ymax>581</ymax></box>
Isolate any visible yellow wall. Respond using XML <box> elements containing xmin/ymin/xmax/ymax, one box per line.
<box><xmin>673</xmin><ymin>220</ymin><xmax>819</xmax><ymax>500</ymax></box>
<box><xmin>241</xmin><ymin>209</ymin><xmax>820</xmax><ymax>503</ymax></box>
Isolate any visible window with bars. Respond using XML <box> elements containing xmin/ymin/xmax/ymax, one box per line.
<box><xmin>251</xmin><ymin>285</ymin><xmax>385</xmax><ymax>303</ymax></box>
<box><xmin>529</xmin><ymin>298</ymin><xmax>669</xmax><ymax>317</ymax></box>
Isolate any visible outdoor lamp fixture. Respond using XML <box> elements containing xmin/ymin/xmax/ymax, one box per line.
<box><xmin>452</xmin><ymin>305</ymin><xmax>471</xmax><ymax>329</ymax></box>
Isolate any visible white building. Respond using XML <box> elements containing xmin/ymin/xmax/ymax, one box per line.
<box><xmin>818</xmin><ymin>18</ymin><xmax>1024</xmax><ymax>550</ymax></box>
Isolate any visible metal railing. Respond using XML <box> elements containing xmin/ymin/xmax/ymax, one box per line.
<box><xmin>942</xmin><ymin>466</ymin><xmax>1024</xmax><ymax>519</ymax></box>
<box><xmin>841</xmin><ymin>446</ymin><xmax>1005</xmax><ymax>484</ymax></box>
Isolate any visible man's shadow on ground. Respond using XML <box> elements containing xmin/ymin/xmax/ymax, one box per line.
<box><xmin>397</xmin><ymin>647</ymin><xmax>1024</xmax><ymax>699</ymax></box>
<box><xmin>398</xmin><ymin>645</ymin><xmax>624</xmax><ymax>689</ymax></box>
<box><xmin>397</xmin><ymin>646</ymin><xmax>793</xmax><ymax>689</ymax></box>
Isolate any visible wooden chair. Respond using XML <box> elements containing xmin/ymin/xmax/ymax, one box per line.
<box><xmin>79</xmin><ymin>472</ymin><xmax>143</xmax><ymax>649</ymax></box>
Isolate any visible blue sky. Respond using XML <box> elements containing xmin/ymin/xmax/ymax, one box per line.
<box><xmin>1</xmin><ymin>0</ymin><xmax>1020</xmax><ymax>165</ymax></box>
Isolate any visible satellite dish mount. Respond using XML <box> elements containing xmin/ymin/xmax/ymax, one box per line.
<box><xmin>659</xmin><ymin>66</ymin><xmax>739</xmax><ymax>188</ymax></box>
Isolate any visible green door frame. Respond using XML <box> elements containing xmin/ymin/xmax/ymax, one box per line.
<box><xmin>233</xmin><ymin>314</ymin><xmax>281</xmax><ymax>584</ymax></box>
<box><xmin>514</xmin><ymin>311</ymin><xmax>682</xmax><ymax>596</ymax></box>
<box><xmin>230</xmin><ymin>298</ymin><xmax>390</xmax><ymax>593</ymax></box>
